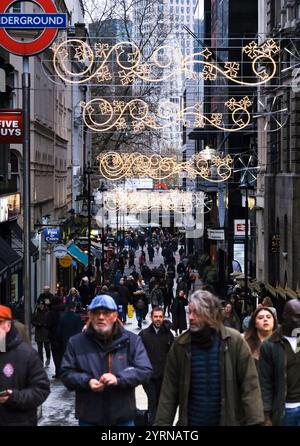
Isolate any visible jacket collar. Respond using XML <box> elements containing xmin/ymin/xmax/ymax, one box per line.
<box><xmin>268</xmin><ymin>327</ymin><xmax>284</xmax><ymax>343</ymax></box>
<box><xmin>176</xmin><ymin>324</ymin><xmax>230</xmax><ymax>345</ymax></box>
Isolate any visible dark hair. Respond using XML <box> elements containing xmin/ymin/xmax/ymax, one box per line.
<box><xmin>151</xmin><ymin>306</ymin><xmax>164</xmax><ymax>317</ymax></box>
<box><xmin>244</xmin><ymin>307</ymin><xmax>277</xmax><ymax>355</ymax></box>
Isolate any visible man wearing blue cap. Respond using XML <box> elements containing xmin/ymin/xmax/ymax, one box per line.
<box><xmin>60</xmin><ymin>294</ymin><xmax>152</xmax><ymax>426</ymax></box>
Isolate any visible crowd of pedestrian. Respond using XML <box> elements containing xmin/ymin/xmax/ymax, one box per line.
<box><xmin>1</xmin><ymin>227</ymin><xmax>300</xmax><ymax>426</ymax></box>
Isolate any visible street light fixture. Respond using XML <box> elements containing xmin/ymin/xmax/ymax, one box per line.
<box><xmin>239</xmin><ymin>178</ymin><xmax>255</xmax><ymax>307</ymax></box>
<box><xmin>77</xmin><ymin>164</ymin><xmax>94</xmax><ymax>282</ymax></box>
<box><xmin>98</xmin><ymin>181</ymin><xmax>107</xmax><ymax>284</ymax></box>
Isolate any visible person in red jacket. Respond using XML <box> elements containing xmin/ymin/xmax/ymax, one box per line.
<box><xmin>0</xmin><ymin>305</ymin><xmax>50</xmax><ymax>426</ymax></box>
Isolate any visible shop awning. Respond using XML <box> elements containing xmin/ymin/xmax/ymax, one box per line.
<box><xmin>0</xmin><ymin>236</ymin><xmax>23</xmax><ymax>276</ymax></box>
<box><xmin>67</xmin><ymin>243</ymin><xmax>88</xmax><ymax>267</ymax></box>
<box><xmin>11</xmin><ymin>222</ymin><xmax>39</xmax><ymax>262</ymax></box>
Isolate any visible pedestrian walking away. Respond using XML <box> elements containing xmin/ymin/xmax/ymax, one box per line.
<box><xmin>155</xmin><ymin>290</ymin><xmax>264</xmax><ymax>426</ymax></box>
<box><xmin>60</xmin><ymin>294</ymin><xmax>152</xmax><ymax>426</ymax></box>
<box><xmin>0</xmin><ymin>305</ymin><xmax>50</xmax><ymax>426</ymax></box>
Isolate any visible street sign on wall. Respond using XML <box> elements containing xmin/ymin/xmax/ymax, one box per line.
<box><xmin>53</xmin><ymin>244</ymin><xmax>68</xmax><ymax>259</ymax></box>
<box><xmin>44</xmin><ymin>228</ymin><xmax>61</xmax><ymax>243</ymax></box>
<box><xmin>0</xmin><ymin>0</ymin><xmax>67</xmax><ymax>56</ymax></box>
<box><xmin>207</xmin><ymin>228</ymin><xmax>225</xmax><ymax>240</ymax></box>
<box><xmin>0</xmin><ymin>110</ymin><xmax>23</xmax><ymax>143</ymax></box>
<box><xmin>234</xmin><ymin>219</ymin><xmax>251</xmax><ymax>237</ymax></box>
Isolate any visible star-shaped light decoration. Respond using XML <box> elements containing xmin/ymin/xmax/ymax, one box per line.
<box><xmin>113</xmin><ymin>101</ymin><xmax>125</xmax><ymax>113</ymax></box>
<box><xmin>118</xmin><ymin>69</ymin><xmax>136</xmax><ymax>85</ymax></box>
<box><xmin>95</xmin><ymin>66</ymin><xmax>112</xmax><ymax>82</ymax></box>
<box><xmin>243</xmin><ymin>41</ymin><xmax>260</xmax><ymax>59</ymax></box>
<box><xmin>224</xmin><ymin>62</ymin><xmax>240</xmax><ymax>78</ymax></box>
<box><xmin>115</xmin><ymin>118</ymin><xmax>127</xmax><ymax>130</ymax></box>
<box><xmin>201</xmin><ymin>65</ymin><xmax>217</xmax><ymax>80</ymax></box>
<box><xmin>281</xmin><ymin>39</ymin><xmax>300</xmax><ymax>74</ymax></box>
<box><xmin>200</xmin><ymin>48</ymin><xmax>212</xmax><ymax>60</ymax></box>
<box><xmin>94</xmin><ymin>43</ymin><xmax>110</xmax><ymax>59</ymax></box>
<box><xmin>253</xmin><ymin>96</ymin><xmax>289</xmax><ymax>132</ymax></box>
<box><xmin>234</xmin><ymin>154</ymin><xmax>260</xmax><ymax>185</ymax></box>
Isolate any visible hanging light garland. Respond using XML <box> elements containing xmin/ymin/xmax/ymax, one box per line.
<box><xmin>101</xmin><ymin>188</ymin><xmax>205</xmax><ymax>214</ymax></box>
<box><xmin>80</xmin><ymin>96</ymin><xmax>252</xmax><ymax>133</ymax></box>
<box><xmin>97</xmin><ymin>150</ymin><xmax>233</xmax><ymax>183</ymax></box>
<box><xmin>52</xmin><ymin>38</ymin><xmax>279</xmax><ymax>86</ymax></box>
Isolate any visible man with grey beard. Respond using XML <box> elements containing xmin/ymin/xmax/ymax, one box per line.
<box><xmin>155</xmin><ymin>290</ymin><xmax>264</xmax><ymax>426</ymax></box>
<box><xmin>60</xmin><ymin>294</ymin><xmax>152</xmax><ymax>426</ymax></box>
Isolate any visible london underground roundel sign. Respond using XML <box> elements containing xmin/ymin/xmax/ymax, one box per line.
<box><xmin>0</xmin><ymin>0</ymin><xmax>67</xmax><ymax>56</ymax></box>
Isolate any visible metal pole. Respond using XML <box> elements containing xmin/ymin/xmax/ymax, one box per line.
<box><xmin>244</xmin><ymin>185</ymin><xmax>249</xmax><ymax>306</ymax></box>
<box><xmin>101</xmin><ymin>187</ymin><xmax>105</xmax><ymax>284</ymax></box>
<box><xmin>87</xmin><ymin>167</ymin><xmax>91</xmax><ymax>281</ymax></box>
<box><xmin>22</xmin><ymin>57</ymin><xmax>31</xmax><ymax>341</ymax></box>
<box><xmin>116</xmin><ymin>208</ymin><xmax>119</xmax><ymax>255</ymax></box>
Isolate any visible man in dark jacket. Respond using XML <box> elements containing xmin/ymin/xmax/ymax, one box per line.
<box><xmin>259</xmin><ymin>298</ymin><xmax>300</xmax><ymax>426</ymax></box>
<box><xmin>0</xmin><ymin>305</ymin><xmax>50</xmax><ymax>426</ymax></box>
<box><xmin>57</xmin><ymin>302</ymin><xmax>84</xmax><ymax>353</ymax></box>
<box><xmin>139</xmin><ymin>307</ymin><xmax>174</xmax><ymax>424</ymax></box>
<box><xmin>60</xmin><ymin>294</ymin><xmax>152</xmax><ymax>426</ymax></box>
<box><xmin>155</xmin><ymin>290</ymin><xmax>264</xmax><ymax>426</ymax></box>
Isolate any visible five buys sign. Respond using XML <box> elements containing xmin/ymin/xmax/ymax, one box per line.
<box><xmin>0</xmin><ymin>0</ymin><xmax>67</xmax><ymax>56</ymax></box>
<box><xmin>0</xmin><ymin>110</ymin><xmax>23</xmax><ymax>143</ymax></box>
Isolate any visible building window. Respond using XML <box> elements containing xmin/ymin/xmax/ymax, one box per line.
<box><xmin>270</xmin><ymin>0</ymin><xmax>281</xmax><ymax>29</ymax></box>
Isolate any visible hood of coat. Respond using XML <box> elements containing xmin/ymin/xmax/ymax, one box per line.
<box><xmin>5</xmin><ymin>322</ymin><xmax>23</xmax><ymax>351</ymax></box>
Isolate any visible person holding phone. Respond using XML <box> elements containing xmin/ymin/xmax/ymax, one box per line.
<box><xmin>0</xmin><ymin>305</ymin><xmax>50</xmax><ymax>426</ymax></box>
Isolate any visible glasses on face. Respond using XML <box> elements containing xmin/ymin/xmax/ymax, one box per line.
<box><xmin>92</xmin><ymin>309</ymin><xmax>114</xmax><ymax>317</ymax></box>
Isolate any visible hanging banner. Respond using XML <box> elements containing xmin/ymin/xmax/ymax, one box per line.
<box><xmin>0</xmin><ymin>110</ymin><xmax>23</xmax><ymax>143</ymax></box>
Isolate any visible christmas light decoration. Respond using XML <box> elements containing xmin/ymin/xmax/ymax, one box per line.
<box><xmin>80</xmin><ymin>96</ymin><xmax>252</xmax><ymax>133</ymax></box>
<box><xmin>52</xmin><ymin>38</ymin><xmax>279</xmax><ymax>86</ymax></box>
<box><xmin>97</xmin><ymin>151</ymin><xmax>233</xmax><ymax>183</ymax></box>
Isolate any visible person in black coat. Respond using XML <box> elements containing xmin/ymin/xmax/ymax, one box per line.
<box><xmin>45</xmin><ymin>296</ymin><xmax>65</xmax><ymax>378</ymax></box>
<box><xmin>57</xmin><ymin>302</ymin><xmax>84</xmax><ymax>353</ymax></box>
<box><xmin>0</xmin><ymin>305</ymin><xmax>50</xmax><ymax>426</ymax></box>
<box><xmin>139</xmin><ymin>307</ymin><xmax>174</xmax><ymax>424</ymax></box>
<box><xmin>32</xmin><ymin>300</ymin><xmax>51</xmax><ymax>366</ymax></box>
<box><xmin>171</xmin><ymin>290</ymin><xmax>188</xmax><ymax>335</ymax></box>
<box><xmin>60</xmin><ymin>295</ymin><xmax>152</xmax><ymax>426</ymax></box>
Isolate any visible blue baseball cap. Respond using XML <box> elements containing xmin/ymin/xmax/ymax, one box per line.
<box><xmin>87</xmin><ymin>295</ymin><xmax>118</xmax><ymax>312</ymax></box>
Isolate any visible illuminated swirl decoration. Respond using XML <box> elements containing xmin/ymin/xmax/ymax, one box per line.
<box><xmin>81</xmin><ymin>96</ymin><xmax>252</xmax><ymax>133</ymax></box>
<box><xmin>52</xmin><ymin>39</ymin><xmax>279</xmax><ymax>86</ymax></box>
<box><xmin>102</xmin><ymin>188</ymin><xmax>204</xmax><ymax>214</ymax></box>
<box><xmin>97</xmin><ymin>152</ymin><xmax>233</xmax><ymax>183</ymax></box>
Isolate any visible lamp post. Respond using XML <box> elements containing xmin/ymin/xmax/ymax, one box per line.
<box><xmin>98</xmin><ymin>182</ymin><xmax>107</xmax><ymax>284</ymax></box>
<box><xmin>77</xmin><ymin>164</ymin><xmax>93</xmax><ymax>282</ymax></box>
<box><xmin>86</xmin><ymin>165</ymin><xmax>93</xmax><ymax>281</ymax></box>
<box><xmin>239</xmin><ymin>179</ymin><xmax>254</xmax><ymax>306</ymax></box>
